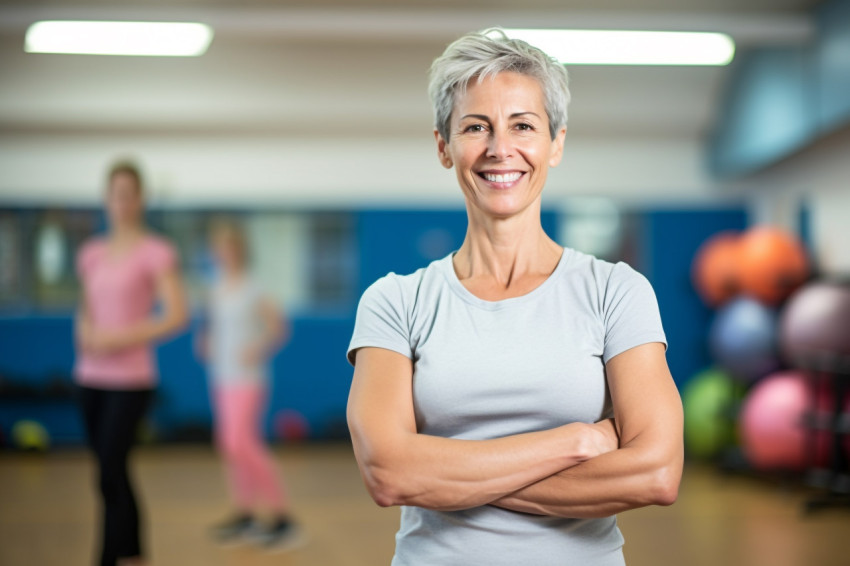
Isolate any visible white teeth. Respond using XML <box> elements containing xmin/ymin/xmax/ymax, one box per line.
<box><xmin>483</xmin><ymin>172</ymin><xmax>522</xmax><ymax>183</ymax></box>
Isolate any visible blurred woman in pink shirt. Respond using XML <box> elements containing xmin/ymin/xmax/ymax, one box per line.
<box><xmin>75</xmin><ymin>161</ymin><xmax>188</xmax><ymax>566</ymax></box>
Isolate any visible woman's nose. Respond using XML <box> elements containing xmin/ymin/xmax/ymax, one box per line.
<box><xmin>486</xmin><ymin>130</ymin><xmax>513</xmax><ymax>160</ymax></box>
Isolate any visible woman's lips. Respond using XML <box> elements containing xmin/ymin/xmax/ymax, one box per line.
<box><xmin>477</xmin><ymin>171</ymin><xmax>525</xmax><ymax>188</ymax></box>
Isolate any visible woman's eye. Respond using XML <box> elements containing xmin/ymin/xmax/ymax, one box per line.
<box><xmin>464</xmin><ymin>124</ymin><xmax>486</xmax><ymax>133</ymax></box>
<box><xmin>515</xmin><ymin>123</ymin><xmax>534</xmax><ymax>131</ymax></box>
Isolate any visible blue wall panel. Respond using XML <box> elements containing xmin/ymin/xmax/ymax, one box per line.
<box><xmin>357</xmin><ymin>209</ymin><xmax>469</xmax><ymax>293</ymax></box>
<box><xmin>642</xmin><ymin>208</ymin><xmax>748</xmax><ymax>388</ymax></box>
<box><xmin>0</xmin><ymin>316</ymin><xmax>75</xmax><ymax>381</ymax></box>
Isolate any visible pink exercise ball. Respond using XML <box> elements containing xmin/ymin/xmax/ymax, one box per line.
<box><xmin>739</xmin><ymin>371</ymin><xmax>831</xmax><ymax>471</ymax></box>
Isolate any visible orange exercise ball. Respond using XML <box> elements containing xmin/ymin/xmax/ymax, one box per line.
<box><xmin>692</xmin><ymin>231</ymin><xmax>742</xmax><ymax>307</ymax></box>
<box><xmin>738</xmin><ymin>226</ymin><xmax>809</xmax><ymax>305</ymax></box>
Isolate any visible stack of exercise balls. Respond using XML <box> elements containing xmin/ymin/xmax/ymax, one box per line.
<box><xmin>687</xmin><ymin>226</ymin><xmax>815</xmax><ymax>470</ymax></box>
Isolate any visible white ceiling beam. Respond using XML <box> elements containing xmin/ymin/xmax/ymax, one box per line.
<box><xmin>0</xmin><ymin>6</ymin><xmax>814</xmax><ymax>46</ymax></box>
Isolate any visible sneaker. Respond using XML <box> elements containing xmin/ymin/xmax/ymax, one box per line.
<box><xmin>255</xmin><ymin>519</ymin><xmax>307</xmax><ymax>553</ymax></box>
<box><xmin>209</xmin><ymin>514</ymin><xmax>261</xmax><ymax>545</ymax></box>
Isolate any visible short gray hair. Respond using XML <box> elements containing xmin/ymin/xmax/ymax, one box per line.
<box><xmin>428</xmin><ymin>28</ymin><xmax>570</xmax><ymax>141</ymax></box>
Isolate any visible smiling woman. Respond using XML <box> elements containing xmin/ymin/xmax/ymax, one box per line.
<box><xmin>346</xmin><ymin>28</ymin><xmax>683</xmax><ymax>566</ymax></box>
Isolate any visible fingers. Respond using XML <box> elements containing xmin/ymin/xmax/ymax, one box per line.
<box><xmin>589</xmin><ymin>420</ymin><xmax>619</xmax><ymax>455</ymax></box>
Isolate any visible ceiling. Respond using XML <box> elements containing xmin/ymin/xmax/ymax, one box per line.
<box><xmin>0</xmin><ymin>1</ymin><xmax>820</xmax><ymax>141</ymax></box>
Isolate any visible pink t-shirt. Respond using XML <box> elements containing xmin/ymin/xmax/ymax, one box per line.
<box><xmin>74</xmin><ymin>233</ymin><xmax>177</xmax><ymax>389</ymax></box>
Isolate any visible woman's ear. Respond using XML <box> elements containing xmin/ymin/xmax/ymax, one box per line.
<box><xmin>549</xmin><ymin>126</ymin><xmax>567</xmax><ymax>167</ymax></box>
<box><xmin>435</xmin><ymin>130</ymin><xmax>453</xmax><ymax>169</ymax></box>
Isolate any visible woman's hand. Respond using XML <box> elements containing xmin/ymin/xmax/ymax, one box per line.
<box><xmin>194</xmin><ymin>329</ymin><xmax>209</xmax><ymax>362</ymax></box>
<box><xmin>78</xmin><ymin>324</ymin><xmax>129</xmax><ymax>354</ymax></box>
<box><xmin>561</xmin><ymin>420</ymin><xmax>618</xmax><ymax>464</ymax></box>
<box><xmin>239</xmin><ymin>297</ymin><xmax>287</xmax><ymax>366</ymax></box>
<box><xmin>240</xmin><ymin>341</ymin><xmax>267</xmax><ymax>366</ymax></box>
<box><xmin>75</xmin><ymin>314</ymin><xmax>94</xmax><ymax>352</ymax></box>
<box><xmin>582</xmin><ymin>419</ymin><xmax>619</xmax><ymax>460</ymax></box>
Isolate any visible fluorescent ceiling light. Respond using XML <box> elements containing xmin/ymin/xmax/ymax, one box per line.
<box><xmin>503</xmin><ymin>29</ymin><xmax>735</xmax><ymax>66</ymax></box>
<box><xmin>25</xmin><ymin>21</ymin><xmax>214</xmax><ymax>56</ymax></box>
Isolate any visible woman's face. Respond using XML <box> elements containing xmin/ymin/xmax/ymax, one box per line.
<box><xmin>105</xmin><ymin>172</ymin><xmax>144</xmax><ymax>228</ymax></box>
<box><xmin>436</xmin><ymin>72</ymin><xmax>566</xmax><ymax>220</ymax></box>
<box><xmin>211</xmin><ymin>232</ymin><xmax>246</xmax><ymax>273</ymax></box>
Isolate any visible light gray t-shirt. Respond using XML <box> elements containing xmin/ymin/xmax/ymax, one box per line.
<box><xmin>347</xmin><ymin>248</ymin><xmax>667</xmax><ymax>566</ymax></box>
<box><xmin>208</xmin><ymin>277</ymin><xmax>268</xmax><ymax>384</ymax></box>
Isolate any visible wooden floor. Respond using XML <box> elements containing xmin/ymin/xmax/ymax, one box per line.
<box><xmin>1</xmin><ymin>444</ymin><xmax>848</xmax><ymax>566</ymax></box>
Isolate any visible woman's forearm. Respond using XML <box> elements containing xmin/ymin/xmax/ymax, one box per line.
<box><xmin>350</xmin><ymin>420</ymin><xmax>615</xmax><ymax>512</ymax></box>
<box><xmin>74</xmin><ymin>308</ymin><xmax>91</xmax><ymax>350</ymax></box>
<box><xmin>110</xmin><ymin>312</ymin><xmax>188</xmax><ymax>350</ymax></box>
<box><xmin>257</xmin><ymin>297</ymin><xmax>288</xmax><ymax>356</ymax></box>
<box><xmin>491</xmin><ymin>435</ymin><xmax>683</xmax><ymax>518</ymax></box>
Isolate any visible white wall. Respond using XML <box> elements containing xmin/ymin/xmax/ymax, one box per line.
<box><xmin>0</xmin><ymin>132</ymin><xmax>735</xmax><ymax>207</ymax></box>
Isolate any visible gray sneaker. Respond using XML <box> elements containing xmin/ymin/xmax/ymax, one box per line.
<box><xmin>255</xmin><ymin>519</ymin><xmax>307</xmax><ymax>553</ymax></box>
<box><xmin>210</xmin><ymin>514</ymin><xmax>262</xmax><ymax>545</ymax></box>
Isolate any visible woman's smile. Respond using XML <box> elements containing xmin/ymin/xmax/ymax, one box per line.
<box><xmin>477</xmin><ymin>169</ymin><xmax>526</xmax><ymax>188</ymax></box>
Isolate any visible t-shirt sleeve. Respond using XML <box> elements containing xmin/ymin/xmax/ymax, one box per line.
<box><xmin>602</xmin><ymin>262</ymin><xmax>667</xmax><ymax>364</ymax></box>
<box><xmin>347</xmin><ymin>275</ymin><xmax>412</xmax><ymax>366</ymax></box>
<box><xmin>145</xmin><ymin>237</ymin><xmax>178</xmax><ymax>275</ymax></box>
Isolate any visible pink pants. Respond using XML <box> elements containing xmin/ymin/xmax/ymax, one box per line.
<box><xmin>213</xmin><ymin>382</ymin><xmax>287</xmax><ymax>512</ymax></box>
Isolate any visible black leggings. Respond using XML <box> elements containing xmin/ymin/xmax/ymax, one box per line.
<box><xmin>78</xmin><ymin>385</ymin><xmax>153</xmax><ymax>566</ymax></box>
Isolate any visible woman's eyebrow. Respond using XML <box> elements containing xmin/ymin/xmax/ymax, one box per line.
<box><xmin>511</xmin><ymin>112</ymin><xmax>541</xmax><ymax>119</ymax></box>
<box><xmin>459</xmin><ymin>114</ymin><xmax>491</xmax><ymax>121</ymax></box>
<box><xmin>459</xmin><ymin>112</ymin><xmax>541</xmax><ymax>120</ymax></box>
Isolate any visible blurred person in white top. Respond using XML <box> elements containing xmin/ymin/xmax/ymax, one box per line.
<box><xmin>197</xmin><ymin>219</ymin><xmax>303</xmax><ymax>551</ymax></box>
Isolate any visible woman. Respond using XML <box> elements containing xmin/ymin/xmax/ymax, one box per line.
<box><xmin>75</xmin><ymin>161</ymin><xmax>188</xmax><ymax>566</ymax></box>
<box><xmin>200</xmin><ymin>220</ymin><xmax>301</xmax><ymax>550</ymax></box>
<box><xmin>346</xmin><ymin>29</ymin><xmax>683</xmax><ymax>565</ymax></box>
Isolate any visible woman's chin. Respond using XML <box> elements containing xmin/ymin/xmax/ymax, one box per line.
<box><xmin>470</xmin><ymin>194</ymin><xmax>536</xmax><ymax>220</ymax></box>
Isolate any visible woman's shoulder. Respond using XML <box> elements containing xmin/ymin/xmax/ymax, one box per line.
<box><xmin>78</xmin><ymin>235</ymin><xmax>107</xmax><ymax>254</ymax></box>
<box><xmin>563</xmin><ymin>247</ymin><xmax>646</xmax><ymax>285</ymax></box>
<box><xmin>559</xmin><ymin>248</ymin><xmax>655</xmax><ymax>308</ymax></box>
<box><xmin>76</xmin><ymin>235</ymin><xmax>107</xmax><ymax>269</ymax></box>
<box><xmin>360</xmin><ymin>256</ymin><xmax>450</xmax><ymax>308</ymax></box>
<box><xmin>139</xmin><ymin>231</ymin><xmax>178</xmax><ymax>270</ymax></box>
<box><xmin>140</xmin><ymin>231</ymin><xmax>176</xmax><ymax>252</ymax></box>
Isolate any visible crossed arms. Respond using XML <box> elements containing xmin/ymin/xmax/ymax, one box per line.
<box><xmin>346</xmin><ymin>342</ymin><xmax>683</xmax><ymax>518</ymax></box>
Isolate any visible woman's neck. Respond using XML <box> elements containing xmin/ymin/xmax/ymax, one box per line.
<box><xmin>109</xmin><ymin>223</ymin><xmax>144</xmax><ymax>240</ymax></box>
<box><xmin>454</xmin><ymin>203</ymin><xmax>562</xmax><ymax>291</ymax></box>
<box><xmin>108</xmin><ymin>223</ymin><xmax>144</xmax><ymax>246</ymax></box>
<box><xmin>220</xmin><ymin>265</ymin><xmax>247</xmax><ymax>286</ymax></box>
